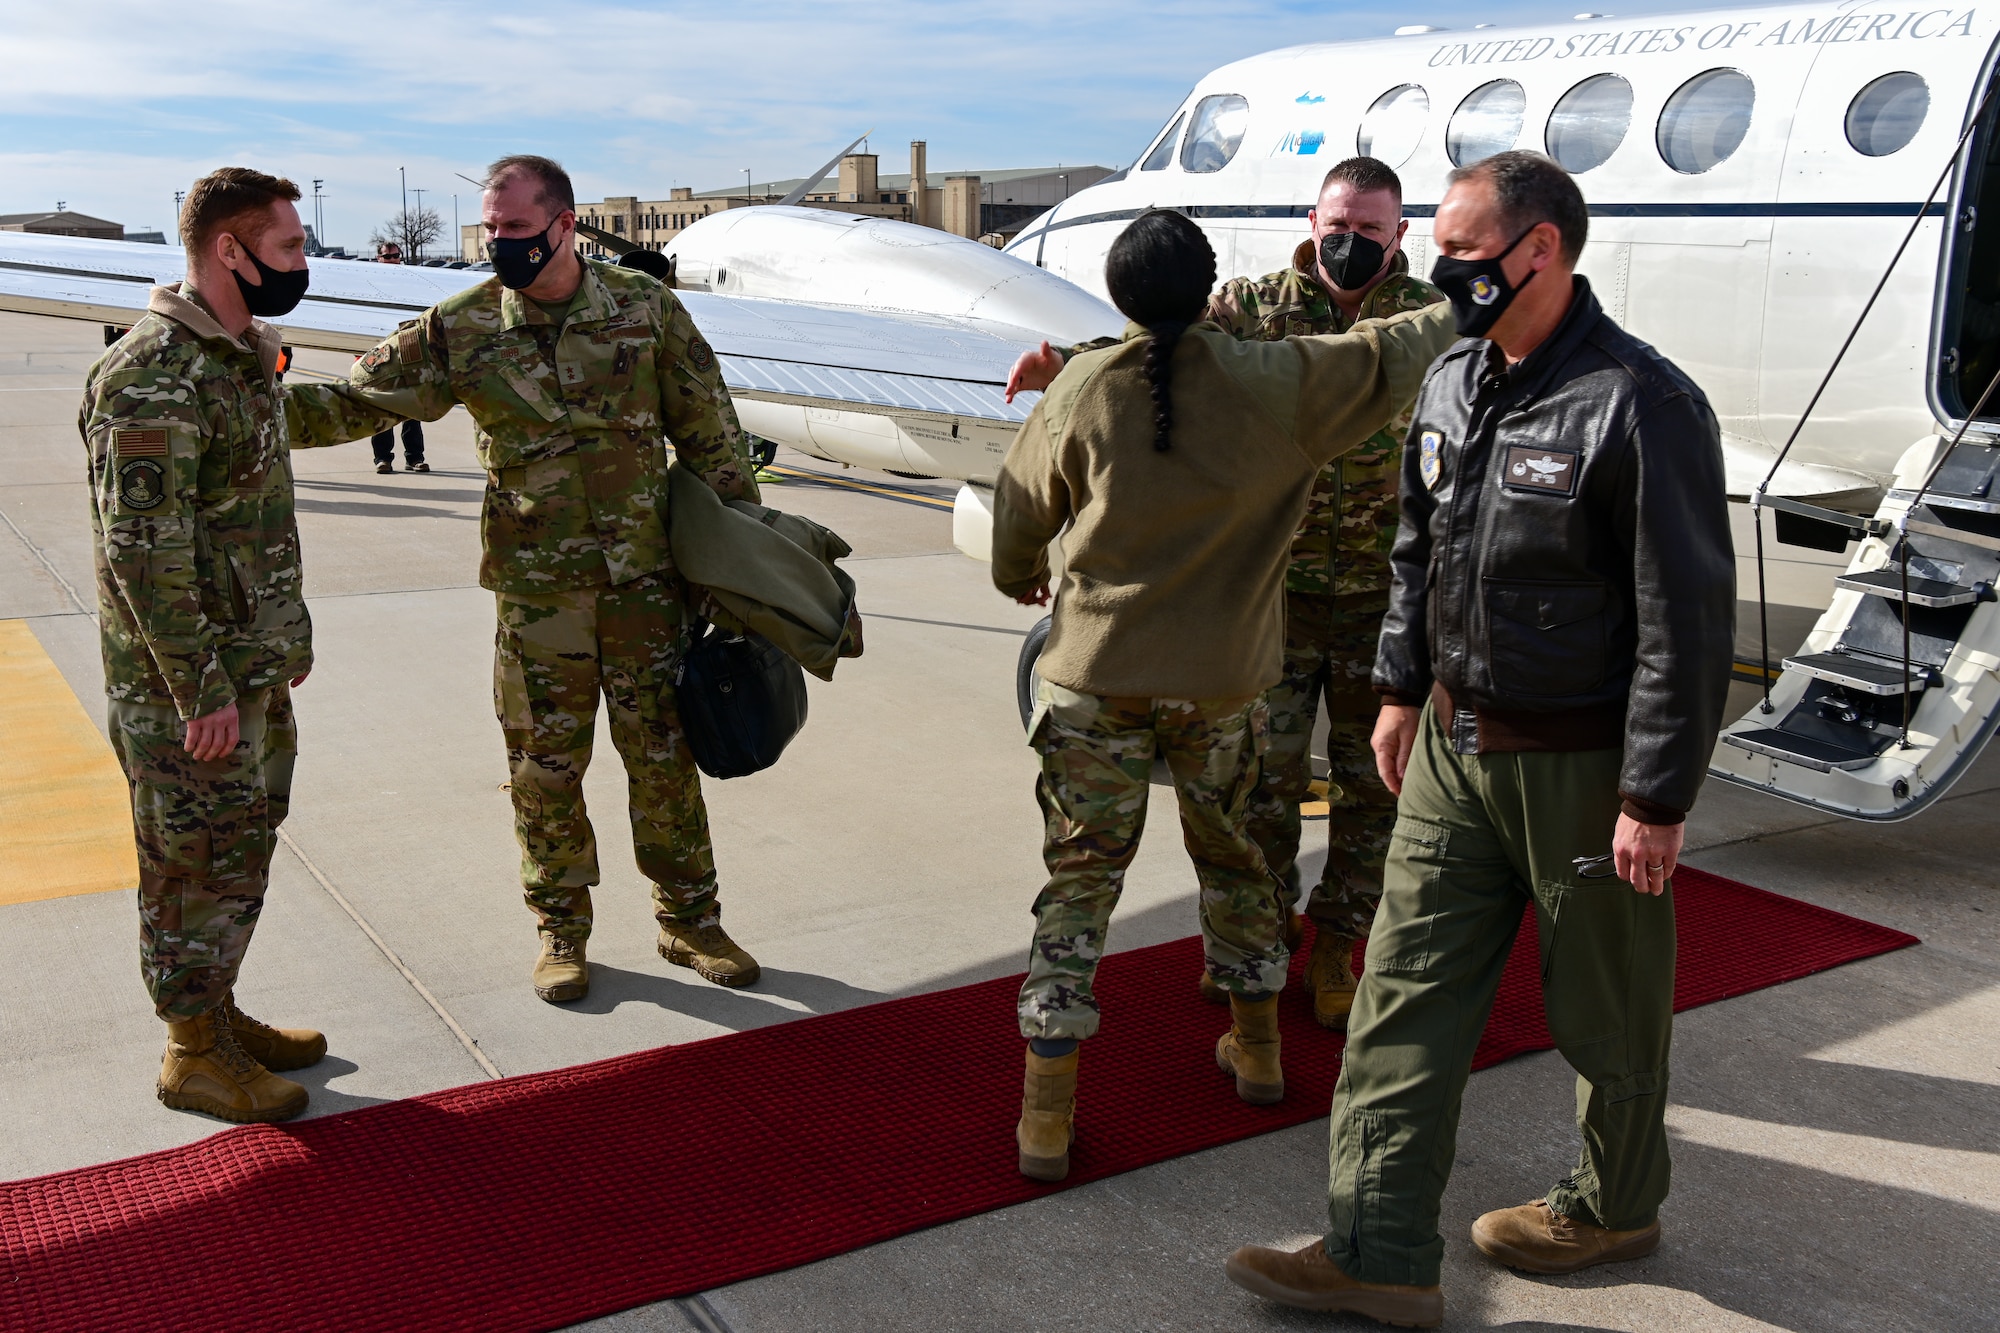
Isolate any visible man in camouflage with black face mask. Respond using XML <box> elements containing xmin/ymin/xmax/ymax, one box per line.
<box><xmin>1007</xmin><ymin>158</ymin><xmax>1444</xmax><ymax>1030</ymax></box>
<box><xmin>83</xmin><ymin>167</ymin><xmax>392</xmax><ymax>1123</ymax></box>
<box><xmin>322</xmin><ymin>154</ymin><xmax>766</xmax><ymax>1006</ymax></box>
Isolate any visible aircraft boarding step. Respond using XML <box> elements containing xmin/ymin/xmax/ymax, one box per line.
<box><xmin>1832</xmin><ymin>568</ymin><xmax>1990</xmax><ymax>607</ymax></box>
<box><xmin>1781</xmin><ymin>651</ymin><xmax>1933</xmax><ymax>694</ymax></box>
<box><xmin>1712</xmin><ymin>436</ymin><xmax>2000</xmax><ymax>819</ymax></box>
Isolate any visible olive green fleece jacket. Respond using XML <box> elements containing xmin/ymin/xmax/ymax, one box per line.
<box><xmin>991</xmin><ymin>304</ymin><xmax>1456</xmax><ymax>701</ymax></box>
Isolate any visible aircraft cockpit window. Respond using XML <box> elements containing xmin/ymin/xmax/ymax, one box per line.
<box><xmin>1181</xmin><ymin>95</ymin><xmax>1251</xmax><ymax>173</ymax></box>
<box><xmin>1847</xmin><ymin>72</ymin><xmax>1929</xmax><ymax>156</ymax></box>
<box><xmin>1448</xmin><ymin>80</ymin><xmax>1526</xmax><ymax>167</ymax></box>
<box><xmin>1546</xmin><ymin>75</ymin><xmax>1633</xmax><ymax>173</ymax></box>
<box><xmin>1357</xmin><ymin>85</ymin><xmax>1430</xmax><ymax>168</ymax></box>
<box><xmin>1142</xmin><ymin>114</ymin><xmax>1187</xmax><ymax>171</ymax></box>
<box><xmin>1657</xmin><ymin>69</ymin><xmax>1755</xmax><ymax>174</ymax></box>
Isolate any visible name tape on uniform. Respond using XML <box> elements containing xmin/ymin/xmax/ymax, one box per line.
<box><xmin>1501</xmin><ymin>445</ymin><xmax>1579</xmax><ymax>496</ymax></box>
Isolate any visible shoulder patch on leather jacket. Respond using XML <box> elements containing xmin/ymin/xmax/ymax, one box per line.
<box><xmin>1501</xmin><ymin>445</ymin><xmax>1579</xmax><ymax>496</ymax></box>
<box><xmin>1419</xmin><ymin>430</ymin><xmax>1444</xmax><ymax>489</ymax></box>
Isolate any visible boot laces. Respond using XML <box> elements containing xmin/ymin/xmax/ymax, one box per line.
<box><xmin>223</xmin><ymin>999</ymin><xmax>275</xmax><ymax>1039</ymax></box>
<box><xmin>208</xmin><ymin>1009</ymin><xmax>262</xmax><ymax>1079</ymax></box>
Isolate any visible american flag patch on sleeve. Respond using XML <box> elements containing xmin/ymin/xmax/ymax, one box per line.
<box><xmin>112</xmin><ymin>428</ymin><xmax>169</xmax><ymax>457</ymax></box>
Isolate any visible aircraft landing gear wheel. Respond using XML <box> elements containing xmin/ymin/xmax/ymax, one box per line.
<box><xmin>1016</xmin><ymin>616</ymin><xmax>1052</xmax><ymax>732</ymax></box>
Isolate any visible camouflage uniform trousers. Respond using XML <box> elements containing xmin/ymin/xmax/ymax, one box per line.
<box><xmin>1020</xmin><ymin>680</ymin><xmax>1289</xmax><ymax>1042</ymax></box>
<box><xmin>494</xmin><ymin>571</ymin><xmax>718</xmax><ymax>940</ymax></box>
<box><xmin>109</xmin><ymin>685</ymin><xmax>296</xmax><ymax>1021</ymax></box>
<box><xmin>1246</xmin><ymin>592</ymin><xmax>1397</xmax><ymax>942</ymax></box>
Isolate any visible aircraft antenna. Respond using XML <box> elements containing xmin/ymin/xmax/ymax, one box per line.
<box><xmin>1748</xmin><ymin>77</ymin><xmax>2000</xmax><ymax>715</ymax></box>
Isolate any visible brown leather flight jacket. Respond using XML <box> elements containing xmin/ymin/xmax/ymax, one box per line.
<box><xmin>1372</xmin><ymin>279</ymin><xmax>1736</xmax><ymax>822</ymax></box>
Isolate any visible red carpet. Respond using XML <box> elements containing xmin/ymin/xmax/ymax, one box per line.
<box><xmin>0</xmin><ymin>868</ymin><xmax>1914</xmax><ymax>1332</ymax></box>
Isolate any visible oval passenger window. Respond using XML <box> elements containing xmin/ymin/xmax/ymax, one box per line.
<box><xmin>1847</xmin><ymin>72</ymin><xmax>1929</xmax><ymax>156</ymax></box>
<box><xmin>1546</xmin><ymin>74</ymin><xmax>1633</xmax><ymax>173</ymax></box>
<box><xmin>1657</xmin><ymin>68</ymin><xmax>1755</xmax><ymax>173</ymax></box>
<box><xmin>1142</xmin><ymin>113</ymin><xmax>1187</xmax><ymax>172</ymax></box>
<box><xmin>1357</xmin><ymin>85</ymin><xmax>1430</xmax><ymax>168</ymax></box>
<box><xmin>1181</xmin><ymin>95</ymin><xmax>1250</xmax><ymax>173</ymax></box>
<box><xmin>1448</xmin><ymin>80</ymin><xmax>1526</xmax><ymax>167</ymax></box>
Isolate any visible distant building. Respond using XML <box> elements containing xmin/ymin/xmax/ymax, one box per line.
<box><xmin>459</xmin><ymin>142</ymin><xmax>1111</xmax><ymax>260</ymax></box>
<box><xmin>124</xmin><ymin>230</ymin><xmax>167</xmax><ymax>245</ymax></box>
<box><xmin>0</xmin><ymin>210</ymin><xmax>123</xmax><ymax>241</ymax></box>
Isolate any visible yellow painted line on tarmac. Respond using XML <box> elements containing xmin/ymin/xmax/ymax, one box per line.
<box><xmin>764</xmin><ymin>464</ymin><xmax>957</xmax><ymax>511</ymax></box>
<box><xmin>0</xmin><ymin>620</ymin><xmax>136</xmax><ymax>905</ymax></box>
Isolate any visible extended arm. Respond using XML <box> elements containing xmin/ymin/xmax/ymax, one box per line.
<box><xmin>1290</xmin><ymin>303</ymin><xmax>1457</xmax><ymax>468</ymax></box>
<box><xmin>291</xmin><ymin>310</ymin><xmax>460</xmax><ymax>449</ymax></box>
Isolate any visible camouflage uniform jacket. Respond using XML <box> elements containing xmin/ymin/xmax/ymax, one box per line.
<box><xmin>1207</xmin><ymin>243</ymin><xmax>1443</xmax><ymax>598</ymax></box>
<box><xmin>317</xmin><ymin>258</ymin><xmax>757</xmax><ymax>593</ymax></box>
<box><xmin>81</xmin><ymin>284</ymin><xmax>383</xmax><ymax>721</ymax></box>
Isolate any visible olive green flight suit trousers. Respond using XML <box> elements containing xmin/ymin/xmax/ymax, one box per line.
<box><xmin>1324</xmin><ymin>703</ymin><xmax>1676</xmax><ymax>1288</ymax></box>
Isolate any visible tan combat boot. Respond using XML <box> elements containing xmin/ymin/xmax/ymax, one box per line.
<box><xmin>1197</xmin><ymin>911</ymin><xmax>1305</xmax><ymax>1005</ymax></box>
<box><xmin>157</xmin><ymin>1008</ymin><xmax>309</xmax><ymax>1124</ymax></box>
<box><xmin>1224</xmin><ymin>1239</ymin><xmax>1443</xmax><ymax>1327</ymax></box>
<box><xmin>658</xmin><ymin>919</ymin><xmax>760</xmax><ymax>988</ymax></box>
<box><xmin>221</xmin><ymin>996</ymin><xmax>327</xmax><ymax>1071</ymax></box>
<box><xmin>1306</xmin><ymin>930</ymin><xmax>1361</xmax><ymax>1031</ymax></box>
<box><xmin>533</xmin><ymin>932</ymin><xmax>589</xmax><ymax>1003</ymax></box>
<box><xmin>1470</xmin><ymin>1199</ymin><xmax>1661</xmax><ymax>1274</ymax></box>
<box><xmin>1216</xmin><ymin>993</ymin><xmax>1284</xmax><ymax>1104</ymax></box>
<box><xmin>1016</xmin><ymin>1045</ymin><xmax>1078</xmax><ymax>1182</ymax></box>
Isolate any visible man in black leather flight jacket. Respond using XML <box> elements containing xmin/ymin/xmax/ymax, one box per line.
<box><xmin>1222</xmin><ymin>153</ymin><xmax>1734</xmax><ymax>1325</ymax></box>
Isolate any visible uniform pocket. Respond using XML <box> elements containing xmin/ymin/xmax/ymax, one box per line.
<box><xmin>1365</xmin><ymin>815</ymin><xmax>1450</xmax><ymax>974</ymax></box>
<box><xmin>1484</xmin><ymin>578</ymin><xmax>1608</xmax><ymax>697</ymax></box>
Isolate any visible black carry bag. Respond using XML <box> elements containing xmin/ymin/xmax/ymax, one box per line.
<box><xmin>674</xmin><ymin>621</ymin><xmax>810</xmax><ymax>779</ymax></box>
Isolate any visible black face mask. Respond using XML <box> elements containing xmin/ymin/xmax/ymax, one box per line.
<box><xmin>1430</xmin><ymin>227</ymin><xmax>1538</xmax><ymax>337</ymax></box>
<box><xmin>1318</xmin><ymin>230</ymin><xmax>1387</xmax><ymax>291</ymax></box>
<box><xmin>488</xmin><ymin>224</ymin><xmax>560</xmax><ymax>290</ymax></box>
<box><xmin>229</xmin><ymin>244</ymin><xmax>310</xmax><ymax>318</ymax></box>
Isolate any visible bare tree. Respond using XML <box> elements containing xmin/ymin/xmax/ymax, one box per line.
<box><xmin>369</xmin><ymin>205</ymin><xmax>444</xmax><ymax>261</ymax></box>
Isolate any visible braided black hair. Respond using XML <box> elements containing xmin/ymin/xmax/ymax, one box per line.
<box><xmin>1104</xmin><ymin>209</ymin><xmax>1216</xmax><ymax>452</ymax></box>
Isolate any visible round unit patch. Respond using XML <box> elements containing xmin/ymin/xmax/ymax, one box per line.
<box><xmin>687</xmin><ymin>337</ymin><xmax>715</xmax><ymax>373</ymax></box>
<box><xmin>118</xmin><ymin>458</ymin><xmax>166</xmax><ymax>510</ymax></box>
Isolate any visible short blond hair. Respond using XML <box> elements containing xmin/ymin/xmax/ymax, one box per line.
<box><xmin>179</xmin><ymin>167</ymin><xmax>301</xmax><ymax>252</ymax></box>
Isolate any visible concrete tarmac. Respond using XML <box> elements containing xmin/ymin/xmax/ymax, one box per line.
<box><xmin>0</xmin><ymin>310</ymin><xmax>1993</xmax><ymax>1332</ymax></box>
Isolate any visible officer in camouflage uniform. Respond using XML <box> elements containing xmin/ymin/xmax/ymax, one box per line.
<box><xmin>1007</xmin><ymin>159</ymin><xmax>1445</xmax><ymax>1031</ymax></box>
<box><xmin>83</xmin><ymin>168</ymin><xmax>393</xmax><ymax>1123</ymax></box>
<box><xmin>1210</xmin><ymin>159</ymin><xmax>1444</xmax><ymax>1030</ymax></box>
<box><xmin>322</xmin><ymin>155</ymin><xmax>762</xmax><ymax>1005</ymax></box>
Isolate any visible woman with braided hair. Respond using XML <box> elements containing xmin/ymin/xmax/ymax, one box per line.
<box><xmin>991</xmin><ymin>207</ymin><xmax>1456</xmax><ymax>1182</ymax></box>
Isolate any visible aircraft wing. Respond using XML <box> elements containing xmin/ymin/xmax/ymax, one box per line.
<box><xmin>0</xmin><ymin>230</ymin><xmax>1039</xmax><ymax>427</ymax></box>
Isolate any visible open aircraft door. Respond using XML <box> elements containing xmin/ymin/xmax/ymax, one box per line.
<box><xmin>1714</xmin><ymin>18</ymin><xmax>2000</xmax><ymax>818</ymax></box>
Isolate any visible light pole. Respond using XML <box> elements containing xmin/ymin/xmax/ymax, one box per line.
<box><xmin>743</xmin><ymin>168</ymin><xmax>751</xmax><ymax>207</ymax></box>
<box><xmin>412</xmin><ymin>188</ymin><xmax>428</xmax><ymax>260</ymax></box>
<box><xmin>312</xmin><ymin>179</ymin><xmax>325</xmax><ymax>252</ymax></box>
<box><xmin>399</xmin><ymin>166</ymin><xmax>408</xmax><ymax>255</ymax></box>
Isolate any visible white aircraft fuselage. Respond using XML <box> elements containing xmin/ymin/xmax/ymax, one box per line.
<box><xmin>1005</xmin><ymin>0</ymin><xmax>2000</xmax><ymax>507</ymax></box>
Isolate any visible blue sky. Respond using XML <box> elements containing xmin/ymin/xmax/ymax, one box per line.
<box><xmin>2</xmin><ymin>0</ymin><xmax>1683</xmax><ymax>252</ymax></box>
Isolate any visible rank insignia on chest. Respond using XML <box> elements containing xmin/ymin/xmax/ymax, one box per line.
<box><xmin>1419</xmin><ymin>430</ymin><xmax>1444</xmax><ymax>489</ymax></box>
<box><xmin>560</xmin><ymin>362</ymin><xmax>585</xmax><ymax>385</ymax></box>
<box><xmin>117</xmin><ymin>458</ymin><xmax>166</xmax><ymax>510</ymax></box>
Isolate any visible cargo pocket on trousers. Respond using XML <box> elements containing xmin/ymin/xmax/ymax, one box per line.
<box><xmin>493</xmin><ymin>630</ymin><xmax>533</xmax><ymax>734</ymax></box>
<box><xmin>1536</xmin><ymin>879</ymin><xmax>1634</xmax><ymax>1050</ymax></box>
<box><xmin>1366</xmin><ymin>816</ymin><xmax>1450</xmax><ymax>974</ymax></box>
